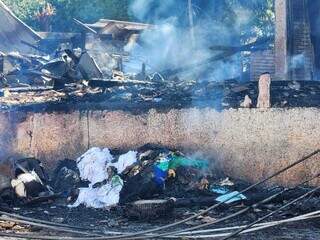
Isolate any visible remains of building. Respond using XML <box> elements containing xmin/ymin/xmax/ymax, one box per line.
<box><xmin>0</xmin><ymin>0</ymin><xmax>320</xmax><ymax>239</ymax></box>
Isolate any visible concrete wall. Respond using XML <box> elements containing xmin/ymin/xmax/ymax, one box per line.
<box><xmin>0</xmin><ymin>107</ymin><xmax>319</xmax><ymax>186</ymax></box>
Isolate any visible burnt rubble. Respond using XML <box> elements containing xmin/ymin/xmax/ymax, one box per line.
<box><xmin>0</xmin><ymin>4</ymin><xmax>153</xmax><ymax>106</ymax></box>
<box><xmin>0</xmin><ymin>147</ymin><xmax>320</xmax><ymax>239</ymax></box>
<box><xmin>0</xmin><ymin>7</ymin><xmax>319</xmax><ymax>114</ymax></box>
<box><xmin>0</xmin><ymin>10</ymin><xmax>319</xmax><ymax>115</ymax></box>
<box><xmin>0</xmin><ymin>35</ymin><xmax>319</xmax><ymax>113</ymax></box>
<box><xmin>1</xmin><ymin>1</ymin><xmax>320</xmax><ymax>239</ymax></box>
<box><xmin>2</xmin><ymin>78</ymin><xmax>320</xmax><ymax>114</ymax></box>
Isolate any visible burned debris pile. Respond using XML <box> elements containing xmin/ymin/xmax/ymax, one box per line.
<box><xmin>0</xmin><ymin>147</ymin><xmax>320</xmax><ymax>239</ymax></box>
<box><xmin>0</xmin><ymin>2</ymin><xmax>155</xmax><ymax>111</ymax></box>
<box><xmin>1</xmin><ymin>1</ymin><xmax>320</xmax><ymax>239</ymax></box>
<box><xmin>0</xmin><ymin>45</ymin><xmax>148</xmax><ymax>90</ymax></box>
<box><xmin>1</xmin><ymin>1</ymin><xmax>320</xmax><ymax>113</ymax></box>
<box><xmin>2</xmin><ymin>45</ymin><xmax>320</xmax><ymax>112</ymax></box>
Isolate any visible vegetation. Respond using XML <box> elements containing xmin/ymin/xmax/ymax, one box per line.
<box><xmin>2</xmin><ymin>0</ymin><xmax>274</xmax><ymax>40</ymax></box>
<box><xmin>2</xmin><ymin>0</ymin><xmax>130</xmax><ymax>31</ymax></box>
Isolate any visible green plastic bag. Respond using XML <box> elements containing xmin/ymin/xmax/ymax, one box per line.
<box><xmin>168</xmin><ymin>155</ymin><xmax>209</xmax><ymax>170</ymax></box>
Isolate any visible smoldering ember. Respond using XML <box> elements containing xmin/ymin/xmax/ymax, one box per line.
<box><xmin>1</xmin><ymin>0</ymin><xmax>320</xmax><ymax>239</ymax></box>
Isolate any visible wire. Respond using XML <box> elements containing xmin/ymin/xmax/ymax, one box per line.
<box><xmin>174</xmin><ymin>211</ymin><xmax>320</xmax><ymax>238</ymax></box>
<box><xmin>0</xmin><ymin>211</ymin><xmax>119</xmax><ymax>234</ymax></box>
<box><xmin>0</xmin><ymin>150</ymin><xmax>318</xmax><ymax>240</ymax></box>
<box><xmin>128</xmin><ymin>171</ymin><xmax>320</xmax><ymax>239</ymax></box>
<box><xmin>222</xmin><ymin>185</ymin><xmax>320</xmax><ymax>240</ymax></box>
<box><xmin>0</xmin><ymin>211</ymin><xmax>319</xmax><ymax>240</ymax></box>
<box><xmin>96</xmin><ymin>149</ymin><xmax>320</xmax><ymax>240</ymax></box>
<box><xmin>0</xmin><ymin>216</ymin><xmax>100</xmax><ymax>237</ymax></box>
<box><xmin>2</xmin><ymin>173</ymin><xmax>319</xmax><ymax>240</ymax></box>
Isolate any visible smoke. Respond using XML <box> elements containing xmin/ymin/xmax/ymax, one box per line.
<box><xmin>290</xmin><ymin>53</ymin><xmax>306</xmax><ymax>69</ymax></box>
<box><xmin>128</xmin><ymin>0</ymin><xmax>256</xmax><ymax>82</ymax></box>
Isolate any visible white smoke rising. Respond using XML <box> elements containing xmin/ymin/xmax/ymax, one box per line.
<box><xmin>129</xmin><ymin>0</ymin><xmax>255</xmax><ymax>82</ymax></box>
<box><xmin>290</xmin><ymin>54</ymin><xmax>306</xmax><ymax>69</ymax></box>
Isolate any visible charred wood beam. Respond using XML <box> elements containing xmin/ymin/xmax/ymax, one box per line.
<box><xmin>87</xmin><ymin>79</ymin><xmax>152</xmax><ymax>88</ymax></box>
<box><xmin>245</xmin><ymin>188</ymin><xmax>320</xmax><ymax>206</ymax></box>
<box><xmin>22</xmin><ymin>39</ymin><xmax>70</xmax><ymax>55</ymax></box>
<box><xmin>209</xmin><ymin>37</ymin><xmax>272</xmax><ymax>52</ymax></box>
<box><xmin>20</xmin><ymin>40</ymin><xmax>46</xmax><ymax>54</ymax></box>
<box><xmin>0</xmin><ymin>86</ymin><xmax>54</xmax><ymax>92</ymax></box>
<box><xmin>73</xmin><ymin>18</ymin><xmax>97</xmax><ymax>34</ymax></box>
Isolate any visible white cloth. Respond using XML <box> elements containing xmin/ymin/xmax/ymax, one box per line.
<box><xmin>71</xmin><ymin>176</ymin><xmax>123</xmax><ymax>208</ymax></box>
<box><xmin>76</xmin><ymin>147</ymin><xmax>113</xmax><ymax>185</ymax></box>
<box><xmin>11</xmin><ymin>171</ymin><xmax>40</xmax><ymax>198</ymax></box>
<box><xmin>71</xmin><ymin>148</ymin><xmax>137</xmax><ymax>208</ymax></box>
<box><xmin>113</xmin><ymin>151</ymin><xmax>137</xmax><ymax>173</ymax></box>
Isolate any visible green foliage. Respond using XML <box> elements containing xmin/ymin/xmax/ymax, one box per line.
<box><xmin>2</xmin><ymin>0</ymin><xmax>47</xmax><ymax>29</ymax></box>
<box><xmin>211</xmin><ymin>0</ymin><xmax>274</xmax><ymax>43</ymax></box>
<box><xmin>2</xmin><ymin>0</ymin><xmax>273</xmax><ymax>38</ymax></box>
<box><xmin>3</xmin><ymin>0</ymin><xmax>131</xmax><ymax>31</ymax></box>
<box><xmin>47</xmin><ymin>0</ymin><xmax>130</xmax><ymax>31</ymax></box>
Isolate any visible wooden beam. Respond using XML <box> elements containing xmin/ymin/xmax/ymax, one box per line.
<box><xmin>73</xmin><ymin>18</ymin><xmax>97</xmax><ymax>34</ymax></box>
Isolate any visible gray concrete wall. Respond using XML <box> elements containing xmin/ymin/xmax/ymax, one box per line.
<box><xmin>0</xmin><ymin>107</ymin><xmax>319</xmax><ymax>186</ymax></box>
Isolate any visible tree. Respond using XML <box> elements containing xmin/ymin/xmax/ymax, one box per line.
<box><xmin>2</xmin><ymin>0</ymin><xmax>47</xmax><ymax>29</ymax></box>
<box><xmin>3</xmin><ymin>0</ymin><xmax>131</xmax><ymax>31</ymax></box>
<box><xmin>2</xmin><ymin>0</ymin><xmax>274</xmax><ymax>40</ymax></box>
<box><xmin>47</xmin><ymin>0</ymin><xmax>130</xmax><ymax>31</ymax></box>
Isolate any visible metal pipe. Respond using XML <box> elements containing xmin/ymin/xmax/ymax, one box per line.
<box><xmin>102</xmin><ymin>149</ymin><xmax>320</xmax><ymax>240</ymax></box>
<box><xmin>131</xmin><ymin>171</ymin><xmax>320</xmax><ymax>239</ymax></box>
<box><xmin>0</xmin><ymin>216</ymin><xmax>100</xmax><ymax>237</ymax></box>
<box><xmin>172</xmin><ymin>212</ymin><xmax>320</xmax><ymax>238</ymax></box>
<box><xmin>0</xmin><ymin>211</ymin><xmax>114</xmax><ymax>233</ymax></box>
<box><xmin>0</xmin><ymin>150</ymin><xmax>318</xmax><ymax>240</ymax></box>
<box><xmin>222</xmin><ymin>185</ymin><xmax>320</xmax><ymax>240</ymax></box>
<box><xmin>175</xmin><ymin>210</ymin><xmax>320</xmax><ymax>236</ymax></box>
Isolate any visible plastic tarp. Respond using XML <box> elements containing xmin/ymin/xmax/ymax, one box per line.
<box><xmin>215</xmin><ymin>191</ymin><xmax>247</xmax><ymax>204</ymax></box>
<box><xmin>70</xmin><ymin>148</ymin><xmax>137</xmax><ymax>208</ymax></box>
<box><xmin>153</xmin><ymin>154</ymin><xmax>209</xmax><ymax>187</ymax></box>
<box><xmin>212</xmin><ymin>186</ymin><xmax>247</xmax><ymax>204</ymax></box>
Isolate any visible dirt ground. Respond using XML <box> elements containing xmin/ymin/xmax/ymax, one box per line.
<box><xmin>2</xmin><ymin>200</ymin><xmax>319</xmax><ymax>240</ymax></box>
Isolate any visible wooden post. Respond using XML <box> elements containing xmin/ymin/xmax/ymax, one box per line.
<box><xmin>257</xmin><ymin>73</ymin><xmax>271</xmax><ymax>108</ymax></box>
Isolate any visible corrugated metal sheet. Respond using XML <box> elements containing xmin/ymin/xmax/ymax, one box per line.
<box><xmin>0</xmin><ymin>0</ymin><xmax>42</xmax><ymax>54</ymax></box>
